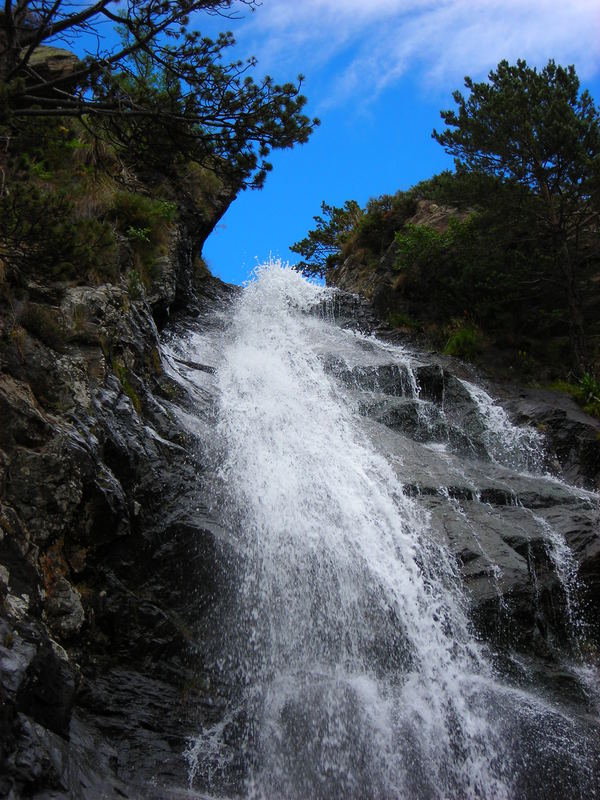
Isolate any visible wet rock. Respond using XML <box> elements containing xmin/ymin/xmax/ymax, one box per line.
<box><xmin>0</xmin><ymin>615</ymin><xmax>79</xmax><ymax>796</ymax></box>
<box><xmin>0</xmin><ymin>270</ymin><xmax>234</xmax><ymax>796</ymax></box>
<box><xmin>0</xmin><ymin>624</ymin><xmax>37</xmax><ymax>698</ymax></box>
<box><xmin>14</xmin><ymin>628</ymin><xmax>76</xmax><ymax>737</ymax></box>
<box><xmin>505</xmin><ymin>387</ymin><xmax>600</xmax><ymax>489</ymax></box>
<box><xmin>328</xmin><ymin>361</ymin><xmax>415</xmax><ymax>396</ymax></box>
<box><xmin>336</xmin><ymin>324</ymin><xmax>600</xmax><ymax>671</ymax></box>
<box><xmin>9</xmin><ymin>714</ymin><xmax>68</xmax><ymax>792</ymax></box>
<box><xmin>360</xmin><ymin>396</ymin><xmax>448</xmax><ymax>444</ymax></box>
<box><xmin>316</xmin><ymin>290</ymin><xmax>382</xmax><ymax>333</ymax></box>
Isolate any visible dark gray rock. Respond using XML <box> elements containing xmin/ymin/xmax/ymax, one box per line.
<box><xmin>323</xmin><ymin>306</ymin><xmax>600</xmax><ymax>682</ymax></box>
<box><xmin>505</xmin><ymin>387</ymin><xmax>600</xmax><ymax>490</ymax></box>
<box><xmin>0</xmin><ymin>260</ymin><xmax>235</xmax><ymax>797</ymax></box>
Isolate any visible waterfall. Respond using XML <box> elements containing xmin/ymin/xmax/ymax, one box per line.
<box><xmin>179</xmin><ymin>261</ymin><xmax>599</xmax><ymax>799</ymax></box>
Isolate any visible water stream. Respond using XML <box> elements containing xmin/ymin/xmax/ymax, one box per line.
<box><xmin>166</xmin><ymin>262</ymin><xmax>599</xmax><ymax>799</ymax></box>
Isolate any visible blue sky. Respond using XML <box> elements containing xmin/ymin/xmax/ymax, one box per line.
<box><xmin>199</xmin><ymin>0</ymin><xmax>600</xmax><ymax>284</ymax></box>
<box><xmin>58</xmin><ymin>1</ymin><xmax>600</xmax><ymax>284</ymax></box>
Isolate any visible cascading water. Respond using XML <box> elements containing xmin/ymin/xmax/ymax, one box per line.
<box><xmin>173</xmin><ymin>261</ymin><xmax>600</xmax><ymax>799</ymax></box>
<box><xmin>459</xmin><ymin>380</ymin><xmax>544</xmax><ymax>473</ymax></box>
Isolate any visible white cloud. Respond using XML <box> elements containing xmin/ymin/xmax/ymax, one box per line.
<box><xmin>238</xmin><ymin>0</ymin><xmax>600</xmax><ymax>107</ymax></box>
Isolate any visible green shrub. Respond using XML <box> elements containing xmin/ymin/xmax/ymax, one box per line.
<box><xmin>577</xmin><ymin>372</ymin><xmax>600</xmax><ymax>418</ymax></box>
<box><xmin>395</xmin><ymin>222</ymin><xmax>446</xmax><ymax>272</ymax></box>
<box><xmin>126</xmin><ymin>226</ymin><xmax>151</xmax><ymax>242</ymax></box>
<box><xmin>387</xmin><ymin>311</ymin><xmax>420</xmax><ymax>330</ymax></box>
<box><xmin>109</xmin><ymin>191</ymin><xmax>176</xmax><ymax>282</ymax></box>
<box><xmin>110</xmin><ymin>192</ymin><xmax>177</xmax><ymax>240</ymax></box>
<box><xmin>354</xmin><ymin>192</ymin><xmax>417</xmax><ymax>255</ymax></box>
<box><xmin>0</xmin><ymin>181</ymin><xmax>118</xmax><ymax>282</ymax></box>
<box><xmin>394</xmin><ymin>213</ymin><xmax>538</xmax><ymax>333</ymax></box>
<box><xmin>583</xmin><ymin>400</ymin><xmax>600</xmax><ymax>418</ymax></box>
<box><xmin>579</xmin><ymin>372</ymin><xmax>600</xmax><ymax>405</ymax></box>
<box><xmin>548</xmin><ymin>374</ymin><xmax>600</xmax><ymax>418</ymax></box>
<box><xmin>443</xmin><ymin>323</ymin><xmax>483</xmax><ymax>359</ymax></box>
<box><xmin>0</xmin><ymin>117</ymin><xmax>181</xmax><ymax>287</ymax></box>
<box><xmin>127</xmin><ymin>269</ymin><xmax>144</xmax><ymax>300</ymax></box>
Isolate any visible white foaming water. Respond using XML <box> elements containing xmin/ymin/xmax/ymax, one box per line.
<box><xmin>534</xmin><ymin>514</ymin><xmax>581</xmax><ymax>630</ymax></box>
<box><xmin>529</xmin><ymin>513</ymin><xmax>600</xmax><ymax>711</ymax></box>
<box><xmin>185</xmin><ymin>262</ymin><xmax>598</xmax><ymax>799</ymax></box>
<box><xmin>461</xmin><ymin>379</ymin><xmax>545</xmax><ymax>472</ymax></box>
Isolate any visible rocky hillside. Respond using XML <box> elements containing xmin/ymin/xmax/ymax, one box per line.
<box><xmin>323</xmin><ymin>192</ymin><xmax>600</xmax><ymax>397</ymax></box>
<box><xmin>327</xmin><ymin>199</ymin><xmax>467</xmax><ymax>307</ymax></box>
<box><xmin>0</xmin><ymin>28</ymin><xmax>313</xmax><ymax>798</ymax></box>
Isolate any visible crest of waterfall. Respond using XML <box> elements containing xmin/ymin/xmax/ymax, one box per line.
<box><xmin>172</xmin><ymin>261</ymin><xmax>600</xmax><ymax>800</ymax></box>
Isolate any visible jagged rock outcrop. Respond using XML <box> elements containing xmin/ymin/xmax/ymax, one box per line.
<box><xmin>504</xmin><ymin>387</ymin><xmax>600</xmax><ymax>489</ymax></box>
<box><xmin>27</xmin><ymin>47</ymin><xmax>80</xmax><ymax>87</ymax></box>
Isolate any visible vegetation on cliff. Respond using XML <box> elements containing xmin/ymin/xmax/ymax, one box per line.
<box><xmin>433</xmin><ymin>59</ymin><xmax>600</xmax><ymax>372</ymax></box>
<box><xmin>0</xmin><ymin>0</ymin><xmax>317</xmax><ymax>312</ymax></box>
<box><xmin>0</xmin><ymin>1</ymin><xmax>316</xmax><ymax>190</ymax></box>
<box><xmin>293</xmin><ymin>59</ymin><xmax>600</xmax><ymax>385</ymax></box>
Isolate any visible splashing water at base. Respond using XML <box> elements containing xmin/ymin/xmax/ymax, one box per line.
<box><xmin>185</xmin><ymin>261</ymin><xmax>599</xmax><ymax>799</ymax></box>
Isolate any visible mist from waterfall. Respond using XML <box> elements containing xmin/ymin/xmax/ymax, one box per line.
<box><xmin>180</xmin><ymin>261</ymin><xmax>599</xmax><ymax>799</ymax></box>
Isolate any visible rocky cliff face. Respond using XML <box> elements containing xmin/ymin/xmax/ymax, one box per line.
<box><xmin>0</xmin><ymin>223</ymin><xmax>237</xmax><ymax>798</ymax></box>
